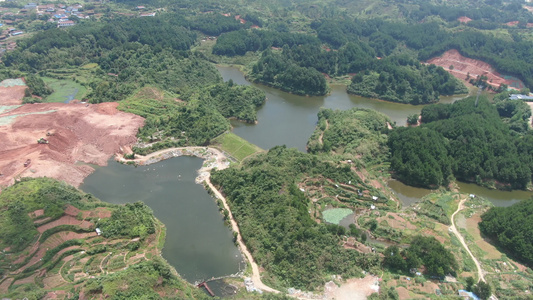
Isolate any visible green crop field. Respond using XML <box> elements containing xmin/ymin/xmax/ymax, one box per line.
<box><xmin>322</xmin><ymin>208</ymin><xmax>353</xmax><ymax>224</ymax></box>
<box><xmin>211</xmin><ymin>132</ymin><xmax>263</xmax><ymax>162</ymax></box>
<box><xmin>43</xmin><ymin>77</ymin><xmax>87</xmax><ymax>103</ymax></box>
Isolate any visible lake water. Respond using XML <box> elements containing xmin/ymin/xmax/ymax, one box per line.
<box><xmin>387</xmin><ymin>179</ymin><xmax>532</xmax><ymax>208</ymax></box>
<box><xmin>218</xmin><ymin>66</ymin><xmax>532</xmax><ymax>206</ymax></box>
<box><xmin>219</xmin><ymin>66</ymin><xmax>464</xmax><ymax>152</ymax></box>
<box><xmin>80</xmin><ymin>156</ymin><xmax>244</xmax><ymax>283</ymax></box>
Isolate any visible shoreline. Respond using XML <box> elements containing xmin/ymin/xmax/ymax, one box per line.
<box><xmin>115</xmin><ymin>146</ymin><xmax>280</xmax><ymax>294</ymax></box>
<box><xmin>115</xmin><ymin>146</ymin><xmax>231</xmax><ymax>182</ymax></box>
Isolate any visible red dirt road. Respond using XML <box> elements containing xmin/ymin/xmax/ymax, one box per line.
<box><xmin>0</xmin><ymin>101</ymin><xmax>144</xmax><ymax>189</ymax></box>
<box><xmin>427</xmin><ymin>49</ymin><xmax>524</xmax><ymax>89</ymax></box>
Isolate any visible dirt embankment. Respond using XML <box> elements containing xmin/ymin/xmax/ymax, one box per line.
<box><xmin>0</xmin><ymin>97</ymin><xmax>144</xmax><ymax>189</ymax></box>
<box><xmin>427</xmin><ymin>49</ymin><xmax>525</xmax><ymax>89</ymax></box>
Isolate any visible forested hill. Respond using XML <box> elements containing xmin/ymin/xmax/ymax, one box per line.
<box><xmin>389</xmin><ymin>96</ymin><xmax>533</xmax><ymax>189</ymax></box>
<box><xmin>208</xmin><ymin>1</ymin><xmax>533</xmax><ymax>94</ymax></box>
<box><xmin>479</xmin><ymin>199</ymin><xmax>533</xmax><ymax>268</ymax></box>
<box><xmin>2</xmin><ymin>15</ymin><xmax>220</xmax><ymax>102</ymax></box>
<box><xmin>307</xmin><ymin>108</ymin><xmax>392</xmax><ymax>164</ymax></box>
<box><xmin>347</xmin><ymin>55</ymin><xmax>468</xmax><ymax>104</ymax></box>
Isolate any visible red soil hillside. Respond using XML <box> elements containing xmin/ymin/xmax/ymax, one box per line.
<box><xmin>0</xmin><ymin>101</ymin><xmax>144</xmax><ymax>189</ymax></box>
<box><xmin>427</xmin><ymin>49</ymin><xmax>525</xmax><ymax>90</ymax></box>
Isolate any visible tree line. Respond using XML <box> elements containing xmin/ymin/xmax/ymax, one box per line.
<box><xmin>389</xmin><ymin>96</ymin><xmax>533</xmax><ymax>189</ymax></box>
<box><xmin>479</xmin><ymin>199</ymin><xmax>533</xmax><ymax>268</ymax></box>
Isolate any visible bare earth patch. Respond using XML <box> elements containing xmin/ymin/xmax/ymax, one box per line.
<box><xmin>0</xmin><ymin>85</ymin><xmax>26</xmax><ymax>105</ymax></box>
<box><xmin>464</xmin><ymin>213</ymin><xmax>501</xmax><ymax>260</ymax></box>
<box><xmin>0</xmin><ymin>102</ymin><xmax>144</xmax><ymax>189</ymax></box>
<box><xmin>427</xmin><ymin>49</ymin><xmax>525</xmax><ymax>90</ymax></box>
<box><xmin>324</xmin><ymin>276</ymin><xmax>380</xmax><ymax>300</ymax></box>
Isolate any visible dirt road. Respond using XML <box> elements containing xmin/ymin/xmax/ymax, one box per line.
<box><xmin>124</xmin><ymin>147</ymin><xmax>280</xmax><ymax>294</ymax></box>
<box><xmin>450</xmin><ymin>197</ymin><xmax>485</xmax><ymax>283</ymax></box>
<box><xmin>205</xmin><ymin>177</ymin><xmax>280</xmax><ymax>294</ymax></box>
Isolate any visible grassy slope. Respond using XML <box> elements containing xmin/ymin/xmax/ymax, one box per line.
<box><xmin>211</xmin><ymin>131</ymin><xmax>264</xmax><ymax>162</ymax></box>
<box><xmin>42</xmin><ymin>77</ymin><xmax>87</xmax><ymax>103</ymax></box>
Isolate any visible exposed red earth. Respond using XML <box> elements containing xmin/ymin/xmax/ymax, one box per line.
<box><xmin>0</xmin><ymin>88</ymin><xmax>144</xmax><ymax>189</ymax></box>
<box><xmin>427</xmin><ymin>49</ymin><xmax>525</xmax><ymax>89</ymax></box>
<box><xmin>457</xmin><ymin>16</ymin><xmax>472</xmax><ymax>23</ymax></box>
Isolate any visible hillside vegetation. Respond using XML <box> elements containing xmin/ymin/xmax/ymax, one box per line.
<box><xmin>0</xmin><ymin>177</ymin><xmax>207</xmax><ymax>299</ymax></box>
<box><xmin>479</xmin><ymin>199</ymin><xmax>533</xmax><ymax>268</ymax></box>
<box><xmin>390</xmin><ymin>96</ymin><xmax>533</xmax><ymax>189</ymax></box>
<box><xmin>118</xmin><ymin>84</ymin><xmax>265</xmax><ymax>155</ymax></box>
<box><xmin>211</xmin><ymin>146</ymin><xmax>391</xmax><ymax>290</ymax></box>
<box><xmin>307</xmin><ymin>108</ymin><xmax>392</xmax><ymax>165</ymax></box>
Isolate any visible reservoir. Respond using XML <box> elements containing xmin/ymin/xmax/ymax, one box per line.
<box><xmin>219</xmin><ymin>66</ymin><xmax>463</xmax><ymax>152</ymax></box>
<box><xmin>218</xmin><ymin>66</ymin><xmax>533</xmax><ymax>206</ymax></box>
<box><xmin>80</xmin><ymin>156</ymin><xmax>244</xmax><ymax>283</ymax></box>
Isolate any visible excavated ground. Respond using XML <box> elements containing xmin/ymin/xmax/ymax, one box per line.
<box><xmin>427</xmin><ymin>49</ymin><xmax>525</xmax><ymax>90</ymax></box>
<box><xmin>0</xmin><ymin>88</ymin><xmax>144</xmax><ymax>189</ymax></box>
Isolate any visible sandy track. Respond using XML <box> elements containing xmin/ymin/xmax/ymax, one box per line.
<box><xmin>0</xmin><ymin>102</ymin><xmax>144</xmax><ymax>189</ymax></box>
<box><xmin>205</xmin><ymin>177</ymin><xmax>280</xmax><ymax>294</ymax></box>
<box><xmin>125</xmin><ymin>147</ymin><xmax>280</xmax><ymax>294</ymax></box>
<box><xmin>450</xmin><ymin>198</ymin><xmax>485</xmax><ymax>283</ymax></box>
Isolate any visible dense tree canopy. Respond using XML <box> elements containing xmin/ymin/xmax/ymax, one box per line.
<box><xmin>202</xmin><ymin>81</ymin><xmax>266</xmax><ymax>123</ymax></box>
<box><xmin>388</xmin><ymin>127</ymin><xmax>453</xmax><ymax>188</ymax></box>
<box><xmin>250</xmin><ymin>51</ymin><xmax>328</xmax><ymax>96</ymax></box>
<box><xmin>392</xmin><ymin>96</ymin><xmax>533</xmax><ymax>189</ymax></box>
<box><xmin>479</xmin><ymin>199</ymin><xmax>533</xmax><ymax>268</ymax></box>
<box><xmin>347</xmin><ymin>55</ymin><xmax>468</xmax><ymax>104</ymax></box>
<box><xmin>384</xmin><ymin>235</ymin><xmax>458</xmax><ymax>277</ymax></box>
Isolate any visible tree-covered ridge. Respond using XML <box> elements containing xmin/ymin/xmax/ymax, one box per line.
<box><xmin>89</xmin><ymin>50</ymin><xmax>222</xmax><ymax>102</ymax></box>
<box><xmin>249</xmin><ymin>51</ymin><xmax>328</xmax><ymax>96</ymax></box>
<box><xmin>118</xmin><ymin>83</ymin><xmax>264</xmax><ymax>154</ymax></box>
<box><xmin>212</xmin><ymin>29</ymin><xmax>320</xmax><ymax>56</ymax></box>
<box><xmin>388</xmin><ymin>127</ymin><xmax>453</xmax><ymax>188</ymax></box>
<box><xmin>211</xmin><ymin>146</ymin><xmax>382</xmax><ymax>289</ymax></box>
<box><xmin>118</xmin><ymin>87</ymin><xmax>230</xmax><ymax>152</ymax></box>
<box><xmin>307</xmin><ymin>108</ymin><xmax>392</xmax><ymax>165</ymax></box>
<box><xmin>384</xmin><ymin>236</ymin><xmax>458</xmax><ymax>277</ymax></box>
<box><xmin>390</xmin><ymin>96</ymin><xmax>533</xmax><ymax>189</ymax></box>
<box><xmin>2</xmin><ymin>14</ymin><xmax>224</xmax><ymax>102</ymax></box>
<box><xmin>203</xmin><ymin>80</ymin><xmax>266</xmax><ymax>123</ymax></box>
<box><xmin>347</xmin><ymin>55</ymin><xmax>468</xmax><ymax>104</ymax></box>
<box><xmin>211</xmin><ymin>11</ymin><xmax>533</xmax><ymax>92</ymax></box>
<box><xmin>479</xmin><ymin>199</ymin><xmax>533</xmax><ymax>268</ymax></box>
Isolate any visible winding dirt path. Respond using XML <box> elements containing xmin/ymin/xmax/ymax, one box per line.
<box><xmin>450</xmin><ymin>197</ymin><xmax>485</xmax><ymax>283</ymax></box>
<box><xmin>121</xmin><ymin>146</ymin><xmax>280</xmax><ymax>294</ymax></box>
<box><xmin>205</xmin><ymin>177</ymin><xmax>280</xmax><ymax>294</ymax></box>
